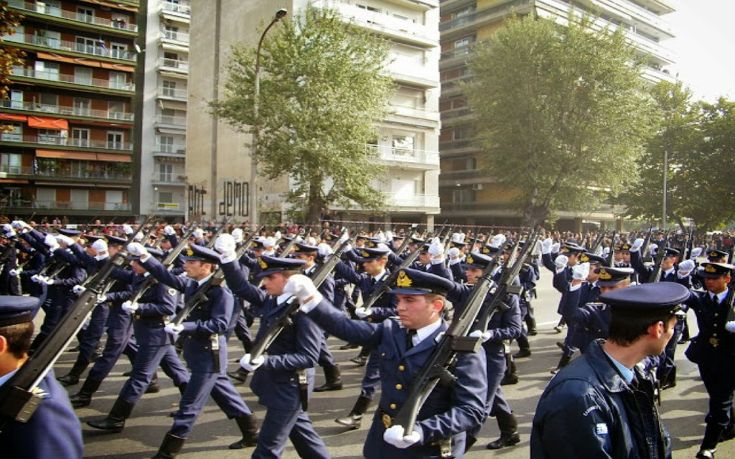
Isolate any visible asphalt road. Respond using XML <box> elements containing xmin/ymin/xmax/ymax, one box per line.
<box><xmin>53</xmin><ymin>273</ymin><xmax>734</xmax><ymax>458</ymax></box>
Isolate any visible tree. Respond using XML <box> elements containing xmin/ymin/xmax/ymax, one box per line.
<box><xmin>0</xmin><ymin>1</ymin><xmax>24</xmax><ymax>103</ymax></box>
<box><xmin>212</xmin><ymin>6</ymin><xmax>394</xmax><ymax>224</ymax></box>
<box><xmin>465</xmin><ymin>14</ymin><xmax>654</xmax><ymax>225</ymax></box>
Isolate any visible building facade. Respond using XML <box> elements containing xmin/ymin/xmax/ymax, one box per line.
<box><xmin>1</xmin><ymin>0</ymin><xmax>140</xmax><ymax>222</ymax></box>
<box><xmin>438</xmin><ymin>0</ymin><xmax>676</xmax><ymax>229</ymax></box>
<box><xmin>185</xmin><ymin>0</ymin><xmax>441</xmax><ymax>226</ymax></box>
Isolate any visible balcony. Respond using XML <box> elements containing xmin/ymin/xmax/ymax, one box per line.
<box><xmin>158</xmin><ymin>87</ymin><xmax>188</xmax><ymax>101</ymax></box>
<box><xmin>154</xmin><ymin>115</ymin><xmax>187</xmax><ymax>130</ymax></box>
<box><xmin>160</xmin><ymin>30</ymin><xmax>190</xmax><ymax>48</ymax></box>
<box><xmin>0</xmin><ymin>133</ymin><xmax>133</xmax><ymax>152</ymax></box>
<box><xmin>7</xmin><ymin>0</ymin><xmax>138</xmax><ymax>34</ymax></box>
<box><xmin>387</xmin><ymin>56</ymin><xmax>439</xmax><ymax>88</ymax></box>
<box><xmin>592</xmin><ymin>0</ymin><xmax>674</xmax><ymax>37</ymax></box>
<box><xmin>159</xmin><ymin>57</ymin><xmax>189</xmax><ymax>74</ymax></box>
<box><xmin>11</xmin><ymin>67</ymin><xmax>134</xmax><ymax>94</ymax></box>
<box><xmin>5</xmin><ymin>33</ymin><xmax>136</xmax><ymax>61</ymax></box>
<box><xmin>0</xmin><ymin>165</ymin><xmax>131</xmax><ymax>183</ymax></box>
<box><xmin>388</xmin><ymin>103</ymin><xmax>440</xmax><ymax>124</ymax></box>
<box><xmin>310</xmin><ymin>0</ymin><xmax>439</xmax><ymax>48</ymax></box>
<box><xmin>152</xmin><ymin>144</ymin><xmax>186</xmax><ymax>159</ymax></box>
<box><xmin>7</xmin><ymin>199</ymin><xmax>132</xmax><ymax>212</ymax></box>
<box><xmin>161</xmin><ymin>1</ymin><xmax>191</xmax><ymax>20</ymax></box>
<box><xmin>0</xmin><ymin>100</ymin><xmax>133</xmax><ymax>122</ymax></box>
<box><xmin>440</xmin><ymin>0</ymin><xmax>532</xmax><ymax>35</ymax></box>
<box><xmin>368</xmin><ymin>144</ymin><xmax>439</xmax><ymax>168</ymax></box>
<box><xmin>385</xmin><ymin>192</ymin><xmax>440</xmax><ymax>210</ymax></box>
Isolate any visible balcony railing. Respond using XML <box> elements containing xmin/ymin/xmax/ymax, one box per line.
<box><xmin>160</xmin><ymin>58</ymin><xmax>189</xmax><ymax>72</ymax></box>
<box><xmin>7</xmin><ymin>0</ymin><xmax>138</xmax><ymax>32</ymax></box>
<box><xmin>0</xmin><ymin>100</ymin><xmax>133</xmax><ymax>121</ymax></box>
<box><xmin>368</xmin><ymin>144</ymin><xmax>439</xmax><ymax>166</ymax></box>
<box><xmin>161</xmin><ymin>1</ymin><xmax>191</xmax><ymax>15</ymax></box>
<box><xmin>0</xmin><ymin>165</ymin><xmax>131</xmax><ymax>181</ymax></box>
<box><xmin>439</xmin><ymin>0</ymin><xmax>531</xmax><ymax>31</ymax></box>
<box><xmin>4</xmin><ymin>33</ymin><xmax>135</xmax><ymax>61</ymax></box>
<box><xmin>155</xmin><ymin>115</ymin><xmax>187</xmax><ymax>126</ymax></box>
<box><xmin>161</xmin><ymin>30</ymin><xmax>190</xmax><ymax>44</ymax></box>
<box><xmin>158</xmin><ymin>88</ymin><xmax>188</xmax><ymax>100</ymax></box>
<box><xmin>0</xmin><ymin>133</ymin><xmax>133</xmax><ymax>151</ymax></box>
<box><xmin>153</xmin><ymin>144</ymin><xmax>186</xmax><ymax>155</ymax></box>
<box><xmin>386</xmin><ymin>192</ymin><xmax>440</xmax><ymax>208</ymax></box>
<box><xmin>12</xmin><ymin>67</ymin><xmax>135</xmax><ymax>92</ymax></box>
<box><xmin>8</xmin><ymin>199</ymin><xmax>132</xmax><ymax>211</ymax></box>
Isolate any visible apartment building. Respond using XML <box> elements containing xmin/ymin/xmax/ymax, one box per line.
<box><xmin>0</xmin><ymin>0</ymin><xmax>139</xmax><ymax>221</ymax></box>
<box><xmin>186</xmin><ymin>0</ymin><xmax>441</xmax><ymax>226</ymax></box>
<box><xmin>438</xmin><ymin>0</ymin><xmax>676</xmax><ymax>229</ymax></box>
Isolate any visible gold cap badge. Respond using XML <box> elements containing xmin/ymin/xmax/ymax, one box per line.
<box><xmin>599</xmin><ymin>268</ymin><xmax>612</xmax><ymax>280</ymax></box>
<box><xmin>258</xmin><ymin>258</ymin><xmax>268</xmax><ymax>270</ymax></box>
<box><xmin>396</xmin><ymin>270</ymin><xmax>412</xmax><ymax>288</ymax></box>
<box><xmin>705</xmin><ymin>264</ymin><xmax>717</xmax><ymax>273</ymax></box>
<box><xmin>466</xmin><ymin>255</ymin><xmax>474</xmax><ymax>265</ymax></box>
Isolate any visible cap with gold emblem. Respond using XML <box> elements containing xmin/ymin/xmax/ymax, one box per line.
<box><xmin>698</xmin><ymin>262</ymin><xmax>735</xmax><ymax>279</ymax></box>
<box><xmin>254</xmin><ymin>254</ymin><xmax>306</xmax><ymax>280</ymax></box>
<box><xmin>597</xmin><ymin>266</ymin><xmax>635</xmax><ymax>287</ymax></box>
<box><xmin>706</xmin><ymin>249</ymin><xmax>728</xmax><ymax>261</ymax></box>
<box><xmin>355</xmin><ymin>245</ymin><xmax>391</xmax><ymax>262</ymax></box>
<box><xmin>389</xmin><ymin>268</ymin><xmax>454</xmax><ymax>295</ymax></box>
<box><xmin>180</xmin><ymin>244</ymin><xmax>221</xmax><ymax>264</ymax></box>
<box><xmin>462</xmin><ymin>252</ymin><xmax>493</xmax><ymax>269</ymax></box>
<box><xmin>579</xmin><ymin>252</ymin><xmax>606</xmax><ymax>265</ymax></box>
<box><xmin>599</xmin><ymin>282</ymin><xmax>689</xmax><ymax>316</ymax></box>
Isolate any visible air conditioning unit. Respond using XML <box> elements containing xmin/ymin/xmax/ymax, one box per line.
<box><xmin>471</xmin><ymin>184</ymin><xmax>483</xmax><ymax>191</ymax></box>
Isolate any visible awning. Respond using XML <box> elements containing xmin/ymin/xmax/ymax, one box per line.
<box><xmin>99</xmin><ymin>62</ymin><xmax>134</xmax><ymax>73</ymax></box>
<box><xmin>35</xmin><ymin>149</ymin><xmax>131</xmax><ymax>163</ymax></box>
<box><xmin>28</xmin><ymin>116</ymin><xmax>69</xmax><ymax>130</ymax></box>
<box><xmin>0</xmin><ymin>113</ymin><xmax>28</xmax><ymax>122</ymax></box>
<box><xmin>80</xmin><ymin>0</ymin><xmax>138</xmax><ymax>13</ymax></box>
<box><xmin>0</xmin><ymin>179</ymin><xmax>29</xmax><ymax>184</ymax></box>
<box><xmin>36</xmin><ymin>52</ymin><xmax>134</xmax><ymax>73</ymax></box>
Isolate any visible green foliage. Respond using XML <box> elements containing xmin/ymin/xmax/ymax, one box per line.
<box><xmin>465</xmin><ymin>14</ymin><xmax>654</xmax><ymax>225</ymax></box>
<box><xmin>0</xmin><ymin>1</ymin><xmax>24</xmax><ymax>107</ymax></box>
<box><xmin>211</xmin><ymin>6</ymin><xmax>394</xmax><ymax>223</ymax></box>
<box><xmin>622</xmin><ymin>81</ymin><xmax>735</xmax><ymax>229</ymax></box>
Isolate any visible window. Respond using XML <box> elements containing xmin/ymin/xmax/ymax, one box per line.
<box><xmin>36</xmin><ymin>188</ymin><xmax>57</xmax><ymax>208</ymax></box>
<box><xmin>8</xmin><ymin>25</ymin><xmax>23</xmax><ymax>42</ymax></box>
<box><xmin>36</xmin><ymin>29</ymin><xmax>60</xmax><ymax>48</ymax></box>
<box><xmin>159</xmin><ymin>163</ymin><xmax>173</xmax><ymax>182</ymax></box>
<box><xmin>111</xmin><ymin>13</ymin><xmax>129</xmax><ymax>29</ymax></box>
<box><xmin>77</xmin><ymin>7</ymin><xmax>94</xmax><ymax>23</ymax></box>
<box><xmin>74</xmin><ymin>67</ymin><xmax>93</xmax><ymax>85</ymax></box>
<box><xmin>71</xmin><ymin>128</ymin><xmax>90</xmax><ymax>147</ymax></box>
<box><xmin>0</xmin><ymin>153</ymin><xmax>22</xmax><ymax>174</ymax></box>
<box><xmin>75</xmin><ymin>36</ymin><xmax>96</xmax><ymax>54</ymax></box>
<box><xmin>158</xmin><ymin>191</ymin><xmax>174</xmax><ymax>203</ymax></box>
<box><xmin>1</xmin><ymin>123</ymin><xmax>22</xmax><ymax>141</ymax></box>
<box><xmin>106</xmin><ymin>190</ymin><xmax>123</xmax><ymax>210</ymax></box>
<box><xmin>158</xmin><ymin>135</ymin><xmax>174</xmax><ymax>152</ymax></box>
<box><xmin>34</xmin><ymin>61</ymin><xmax>59</xmax><ymax>79</ymax></box>
<box><xmin>163</xmin><ymin>25</ymin><xmax>179</xmax><ymax>40</ymax></box>
<box><xmin>452</xmin><ymin>187</ymin><xmax>475</xmax><ymax>204</ymax></box>
<box><xmin>357</xmin><ymin>4</ymin><xmax>380</xmax><ymax>13</ymax></box>
<box><xmin>162</xmin><ymin>80</ymin><xmax>177</xmax><ymax>97</ymax></box>
<box><xmin>392</xmin><ymin>135</ymin><xmax>415</xmax><ymax>156</ymax></box>
<box><xmin>38</xmin><ymin>129</ymin><xmax>60</xmax><ymax>144</ymax></box>
<box><xmin>109</xmin><ymin>71</ymin><xmax>127</xmax><ymax>89</ymax></box>
<box><xmin>73</xmin><ymin>97</ymin><xmax>91</xmax><ymax>116</ymax></box>
<box><xmin>10</xmin><ymin>90</ymin><xmax>23</xmax><ymax>109</ymax></box>
<box><xmin>107</xmin><ymin>131</ymin><xmax>124</xmax><ymax>149</ymax></box>
<box><xmin>454</xmin><ymin>36</ymin><xmax>473</xmax><ymax>50</ymax></box>
<box><xmin>70</xmin><ymin>189</ymin><xmax>89</xmax><ymax>209</ymax></box>
<box><xmin>36</xmin><ymin>1</ymin><xmax>61</xmax><ymax>16</ymax></box>
<box><xmin>108</xmin><ymin>101</ymin><xmax>125</xmax><ymax>119</ymax></box>
<box><xmin>111</xmin><ymin>43</ymin><xmax>127</xmax><ymax>59</ymax></box>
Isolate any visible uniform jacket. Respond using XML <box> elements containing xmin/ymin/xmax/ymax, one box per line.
<box><xmin>307</xmin><ymin>300</ymin><xmax>487</xmax><ymax>459</ymax></box>
<box><xmin>685</xmin><ymin>288</ymin><xmax>735</xmax><ymax>363</ymax></box>
<box><xmin>531</xmin><ymin>340</ymin><xmax>671</xmax><ymax>459</ymax></box>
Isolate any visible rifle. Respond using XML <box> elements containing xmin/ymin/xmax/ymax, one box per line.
<box><xmin>280</xmin><ymin>226</ymin><xmax>307</xmax><ymax>256</ymax></box>
<box><xmin>0</xmin><ymin>245</ymin><xmax>130</xmax><ymax>431</ymax></box>
<box><xmin>362</xmin><ymin>248</ymin><xmax>422</xmax><ymax>314</ymax></box>
<box><xmin>640</xmin><ymin>226</ymin><xmax>654</xmax><ymax>260</ymax></box>
<box><xmin>684</xmin><ymin>229</ymin><xmax>695</xmax><ymax>260</ymax></box>
<box><xmin>393</xmin><ymin>224</ymin><xmax>418</xmax><ymax>256</ymax></box>
<box><xmin>605</xmin><ymin>231</ymin><xmax>617</xmax><ymax>267</ymax></box>
<box><xmin>590</xmin><ymin>232</ymin><xmax>605</xmax><ymax>255</ymax></box>
<box><xmin>649</xmin><ymin>234</ymin><xmax>670</xmax><ymax>283</ymax></box>
<box><xmin>206</xmin><ymin>216</ymin><xmax>231</xmax><ymax>249</ymax></box>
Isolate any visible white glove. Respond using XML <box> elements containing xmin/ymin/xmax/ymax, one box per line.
<box><xmin>383</xmin><ymin>425</ymin><xmax>422</xmax><ymax>449</ymax></box>
<box><xmin>239</xmin><ymin>353</ymin><xmax>265</xmax><ymax>372</ymax></box>
<box><xmin>541</xmin><ymin>238</ymin><xmax>553</xmax><ymax>254</ymax></box>
<box><xmin>690</xmin><ymin>247</ymin><xmax>703</xmax><ymax>259</ymax></box>
<box><xmin>283</xmin><ymin>274</ymin><xmax>321</xmax><ymax>304</ymax></box>
<box><xmin>677</xmin><ymin>259</ymin><xmax>696</xmax><ymax>277</ymax></box>
<box><xmin>649</xmin><ymin>243</ymin><xmax>658</xmax><ymax>254</ymax></box>
<box><xmin>3</xmin><ymin>225</ymin><xmax>16</xmax><ymax>238</ymax></box>
<box><xmin>725</xmin><ymin>321</ymin><xmax>735</xmax><ymax>333</ymax></box>
<box><xmin>231</xmin><ymin>228</ymin><xmax>244</xmax><ymax>243</ymax></box>
<box><xmin>630</xmin><ymin>238</ymin><xmax>644</xmax><ymax>252</ymax></box>
<box><xmin>469</xmin><ymin>329</ymin><xmax>492</xmax><ymax>343</ymax></box>
<box><xmin>72</xmin><ymin>284</ymin><xmax>86</xmax><ymax>295</ymax></box>
<box><xmin>95</xmin><ymin>294</ymin><xmax>108</xmax><ymax>304</ymax></box>
<box><xmin>338</xmin><ymin>231</ymin><xmax>350</xmax><ymax>244</ymax></box>
<box><xmin>447</xmin><ymin>247</ymin><xmax>461</xmax><ymax>260</ymax></box>
<box><xmin>355</xmin><ymin>307</ymin><xmax>372</xmax><ymax>319</ymax></box>
<box><xmin>12</xmin><ymin>220</ymin><xmax>31</xmax><ymax>232</ymax></box>
<box><xmin>551</xmin><ymin>242</ymin><xmax>561</xmax><ymax>254</ymax></box>
<box><xmin>127</xmin><ymin>242</ymin><xmax>148</xmax><ymax>257</ymax></box>
<box><xmin>214</xmin><ymin>234</ymin><xmax>237</xmax><ymax>263</ymax></box>
<box><xmin>121</xmin><ymin>300</ymin><xmax>139</xmax><ymax>314</ymax></box>
<box><xmin>427</xmin><ymin>237</ymin><xmax>443</xmax><ymax>256</ymax></box>
<box><xmin>554</xmin><ymin>254</ymin><xmax>569</xmax><ymax>270</ymax></box>
<box><xmin>55</xmin><ymin>234</ymin><xmax>75</xmax><ymax>246</ymax></box>
<box><xmin>572</xmin><ymin>262</ymin><xmax>590</xmax><ymax>281</ymax></box>
<box><xmin>274</xmin><ymin>230</ymin><xmax>282</xmax><ymax>240</ymax></box>
<box><xmin>44</xmin><ymin>234</ymin><xmax>60</xmax><ymax>251</ymax></box>
<box><xmin>163</xmin><ymin>225</ymin><xmax>175</xmax><ymax>236</ymax></box>
<box><xmin>9</xmin><ymin>268</ymin><xmax>21</xmax><ymax>277</ymax></box>
<box><xmin>122</xmin><ymin>224</ymin><xmax>134</xmax><ymax>235</ymax></box>
<box><xmin>31</xmin><ymin>274</ymin><xmax>43</xmax><ymax>283</ymax></box>
<box><xmin>317</xmin><ymin>243</ymin><xmax>333</xmax><ymax>259</ymax></box>
<box><xmin>44</xmin><ymin>277</ymin><xmax>56</xmax><ymax>286</ymax></box>
<box><xmin>164</xmin><ymin>323</ymin><xmax>184</xmax><ymax>340</ymax></box>
<box><xmin>490</xmin><ymin>234</ymin><xmax>506</xmax><ymax>248</ymax></box>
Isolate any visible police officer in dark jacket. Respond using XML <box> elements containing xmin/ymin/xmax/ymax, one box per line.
<box><xmin>531</xmin><ymin>282</ymin><xmax>688</xmax><ymax>459</ymax></box>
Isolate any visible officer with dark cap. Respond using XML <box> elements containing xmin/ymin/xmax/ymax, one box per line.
<box><xmin>293</xmin><ymin>267</ymin><xmax>487</xmax><ymax>459</ymax></box>
<box><xmin>532</xmin><ymin>282</ymin><xmax>689</xmax><ymax>458</ymax></box>
<box><xmin>0</xmin><ymin>295</ymin><xmax>83</xmax><ymax>458</ymax></box>
<box><xmin>684</xmin><ymin>262</ymin><xmax>735</xmax><ymax>459</ymax></box>
<box><xmin>128</xmin><ymin>242</ymin><xmax>260</xmax><ymax>458</ymax></box>
<box><xmin>540</xmin><ymin>238</ymin><xmax>585</xmax><ymax>333</ymax></box>
<box><xmin>213</xmin><ymin>237</ymin><xmax>330</xmax><ymax>459</ymax></box>
<box><xmin>0</xmin><ymin>224</ymin><xmax>21</xmax><ymax>295</ymax></box>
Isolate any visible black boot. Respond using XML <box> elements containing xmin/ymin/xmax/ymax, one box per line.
<box><xmin>314</xmin><ymin>363</ymin><xmax>343</xmax><ymax>392</ymax></box>
<box><xmin>335</xmin><ymin>395</ymin><xmax>371</xmax><ymax>429</ymax></box>
<box><xmin>659</xmin><ymin>367</ymin><xmax>676</xmax><ymax>390</ymax></box>
<box><xmin>145</xmin><ymin>373</ymin><xmax>160</xmax><ymax>394</ymax></box>
<box><xmin>227</xmin><ymin>367</ymin><xmax>249</xmax><ymax>385</ymax></box>
<box><xmin>486</xmin><ymin>412</ymin><xmax>521</xmax><ymax>450</ymax></box>
<box><xmin>228</xmin><ymin>414</ymin><xmax>259</xmax><ymax>449</ymax></box>
<box><xmin>514</xmin><ymin>335</ymin><xmax>531</xmax><ymax>358</ymax></box>
<box><xmin>526</xmin><ymin>316</ymin><xmax>537</xmax><ymax>336</ymax></box>
<box><xmin>697</xmin><ymin>423</ymin><xmax>723</xmax><ymax>458</ymax></box>
<box><xmin>339</xmin><ymin>342</ymin><xmax>359</xmax><ymax>350</ymax></box>
<box><xmin>350</xmin><ymin>347</ymin><xmax>370</xmax><ymax>366</ymax></box>
<box><xmin>70</xmin><ymin>378</ymin><xmax>102</xmax><ymax>408</ymax></box>
<box><xmin>152</xmin><ymin>433</ymin><xmax>186</xmax><ymax>459</ymax></box>
<box><xmin>550</xmin><ymin>354</ymin><xmax>572</xmax><ymax>374</ymax></box>
<box><xmin>501</xmin><ymin>354</ymin><xmax>519</xmax><ymax>385</ymax></box>
<box><xmin>87</xmin><ymin>399</ymin><xmax>135</xmax><ymax>432</ymax></box>
<box><xmin>57</xmin><ymin>356</ymin><xmax>90</xmax><ymax>386</ymax></box>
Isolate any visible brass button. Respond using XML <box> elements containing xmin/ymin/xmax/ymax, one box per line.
<box><xmin>396</xmin><ymin>384</ymin><xmax>403</xmax><ymax>390</ymax></box>
<box><xmin>398</xmin><ymin>365</ymin><xmax>405</xmax><ymax>371</ymax></box>
<box><xmin>389</xmin><ymin>403</ymin><xmax>397</xmax><ymax>410</ymax></box>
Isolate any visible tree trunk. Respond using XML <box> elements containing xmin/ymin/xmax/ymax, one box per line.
<box><xmin>306</xmin><ymin>182</ymin><xmax>323</xmax><ymax>226</ymax></box>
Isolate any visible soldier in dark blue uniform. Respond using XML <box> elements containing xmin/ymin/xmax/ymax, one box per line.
<box><xmin>293</xmin><ymin>267</ymin><xmax>487</xmax><ymax>459</ymax></box>
<box><xmin>532</xmin><ymin>282</ymin><xmax>687</xmax><ymax>458</ymax></box>
<box><xmin>0</xmin><ymin>224</ymin><xmax>21</xmax><ymax>295</ymax></box>
<box><xmin>128</xmin><ymin>242</ymin><xmax>260</xmax><ymax>458</ymax></box>
<box><xmin>213</xmin><ymin>237</ymin><xmax>329</xmax><ymax>459</ymax></box>
<box><xmin>684</xmin><ymin>262</ymin><xmax>735</xmax><ymax>459</ymax></box>
<box><xmin>0</xmin><ymin>295</ymin><xmax>83</xmax><ymax>458</ymax></box>
<box><xmin>86</xmin><ymin>247</ymin><xmax>190</xmax><ymax>433</ymax></box>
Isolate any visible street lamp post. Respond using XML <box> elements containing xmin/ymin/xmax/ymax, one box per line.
<box><xmin>251</xmin><ymin>8</ymin><xmax>287</xmax><ymax>226</ymax></box>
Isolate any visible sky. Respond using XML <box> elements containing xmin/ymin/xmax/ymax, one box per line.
<box><xmin>666</xmin><ymin>0</ymin><xmax>735</xmax><ymax>102</ymax></box>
